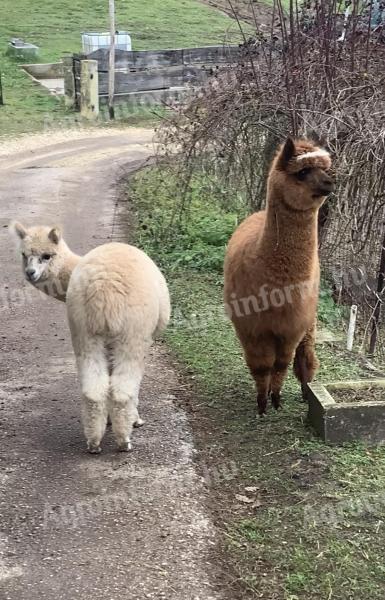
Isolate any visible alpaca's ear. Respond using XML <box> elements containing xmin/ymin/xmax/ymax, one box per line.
<box><xmin>277</xmin><ymin>137</ymin><xmax>295</xmax><ymax>170</ymax></box>
<box><xmin>48</xmin><ymin>226</ymin><xmax>61</xmax><ymax>244</ymax></box>
<box><xmin>9</xmin><ymin>221</ymin><xmax>28</xmax><ymax>240</ymax></box>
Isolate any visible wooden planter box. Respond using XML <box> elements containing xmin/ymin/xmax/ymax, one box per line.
<box><xmin>307</xmin><ymin>380</ymin><xmax>385</xmax><ymax>445</ymax></box>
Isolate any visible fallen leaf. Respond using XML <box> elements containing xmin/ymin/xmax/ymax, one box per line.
<box><xmin>235</xmin><ymin>494</ymin><xmax>254</xmax><ymax>504</ymax></box>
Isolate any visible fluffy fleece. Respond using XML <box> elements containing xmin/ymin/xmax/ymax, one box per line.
<box><xmin>11</xmin><ymin>222</ymin><xmax>170</xmax><ymax>453</ymax></box>
<box><xmin>223</xmin><ymin>138</ymin><xmax>333</xmax><ymax>415</ymax></box>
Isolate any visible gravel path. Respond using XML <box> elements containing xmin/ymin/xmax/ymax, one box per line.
<box><xmin>0</xmin><ymin>128</ymin><xmax>226</xmax><ymax>600</ymax></box>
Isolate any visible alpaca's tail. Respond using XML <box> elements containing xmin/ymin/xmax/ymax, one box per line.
<box><xmin>153</xmin><ymin>274</ymin><xmax>171</xmax><ymax>338</ymax></box>
<box><xmin>293</xmin><ymin>326</ymin><xmax>319</xmax><ymax>398</ymax></box>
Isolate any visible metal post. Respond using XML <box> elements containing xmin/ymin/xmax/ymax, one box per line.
<box><xmin>108</xmin><ymin>0</ymin><xmax>115</xmax><ymax>119</ymax></box>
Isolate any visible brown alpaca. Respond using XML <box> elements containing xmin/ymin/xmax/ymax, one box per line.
<box><xmin>224</xmin><ymin>138</ymin><xmax>334</xmax><ymax>415</ymax></box>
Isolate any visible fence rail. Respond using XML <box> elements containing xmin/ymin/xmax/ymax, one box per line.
<box><xmin>87</xmin><ymin>46</ymin><xmax>241</xmax><ymax>71</ymax></box>
<box><xmin>63</xmin><ymin>45</ymin><xmax>240</xmax><ymax>117</ymax></box>
<box><xmin>98</xmin><ymin>65</ymin><xmax>214</xmax><ymax>94</ymax></box>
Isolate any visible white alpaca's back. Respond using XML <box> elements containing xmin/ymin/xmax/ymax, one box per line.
<box><xmin>67</xmin><ymin>242</ymin><xmax>170</xmax><ymax>340</ymax></box>
<box><xmin>66</xmin><ymin>242</ymin><xmax>170</xmax><ymax>453</ymax></box>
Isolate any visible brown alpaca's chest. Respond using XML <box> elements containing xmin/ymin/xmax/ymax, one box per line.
<box><xmin>225</xmin><ymin>257</ymin><xmax>320</xmax><ymax>341</ymax></box>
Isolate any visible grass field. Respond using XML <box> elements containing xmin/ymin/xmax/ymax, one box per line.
<box><xmin>128</xmin><ymin>166</ymin><xmax>385</xmax><ymax>600</ymax></box>
<box><xmin>0</xmin><ymin>0</ymin><xmax>241</xmax><ymax>136</ymax></box>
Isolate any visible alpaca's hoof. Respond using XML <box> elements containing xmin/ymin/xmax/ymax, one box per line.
<box><xmin>271</xmin><ymin>393</ymin><xmax>282</xmax><ymax>410</ymax></box>
<box><xmin>87</xmin><ymin>444</ymin><xmax>102</xmax><ymax>455</ymax></box>
<box><xmin>259</xmin><ymin>411</ymin><xmax>266</xmax><ymax>418</ymax></box>
<box><xmin>133</xmin><ymin>417</ymin><xmax>145</xmax><ymax>428</ymax></box>
<box><xmin>301</xmin><ymin>383</ymin><xmax>310</xmax><ymax>402</ymax></box>
<box><xmin>117</xmin><ymin>441</ymin><xmax>132</xmax><ymax>452</ymax></box>
<box><xmin>257</xmin><ymin>396</ymin><xmax>268</xmax><ymax>417</ymax></box>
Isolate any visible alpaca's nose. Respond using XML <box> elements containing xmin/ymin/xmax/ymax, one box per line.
<box><xmin>319</xmin><ymin>175</ymin><xmax>334</xmax><ymax>195</ymax></box>
<box><xmin>26</xmin><ymin>267</ymin><xmax>37</xmax><ymax>281</ymax></box>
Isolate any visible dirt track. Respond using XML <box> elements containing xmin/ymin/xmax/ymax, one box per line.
<box><xmin>0</xmin><ymin>128</ymin><xmax>226</xmax><ymax>599</ymax></box>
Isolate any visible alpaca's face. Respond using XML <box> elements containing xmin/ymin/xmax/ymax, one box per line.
<box><xmin>10</xmin><ymin>222</ymin><xmax>64</xmax><ymax>287</ymax></box>
<box><xmin>272</xmin><ymin>138</ymin><xmax>334</xmax><ymax>212</ymax></box>
<box><xmin>284</xmin><ymin>165</ymin><xmax>334</xmax><ymax>211</ymax></box>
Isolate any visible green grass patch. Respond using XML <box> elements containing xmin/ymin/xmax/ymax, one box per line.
<box><xmin>0</xmin><ymin>0</ymin><xmax>243</xmax><ymax>136</ymax></box>
<box><xmin>129</xmin><ymin>165</ymin><xmax>385</xmax><ymax>599</ymax></box>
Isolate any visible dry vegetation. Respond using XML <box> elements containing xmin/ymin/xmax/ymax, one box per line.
<box><xmin>158</xmin><ymin>0</ymin><xmax>385</xmax><ymax>358</ymax></box>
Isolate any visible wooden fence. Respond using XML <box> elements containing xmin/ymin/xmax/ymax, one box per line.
<box><xmin>63</xmin><ymin>45</ymin><xmax>240</xmax><ymax>118</ymax></box>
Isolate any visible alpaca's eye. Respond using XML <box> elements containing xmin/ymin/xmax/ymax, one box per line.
<box><xmin>296</xmin><ymin>168</ymin><xmax>311</xmax><ymax>181</ymax></box>
<box><xmin>42</xmin><ymin>254</ymin><xmax>52</xmax><ymax>261</ymax></box>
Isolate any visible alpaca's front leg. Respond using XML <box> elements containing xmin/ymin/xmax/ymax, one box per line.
<box><xmin>270</xmin><ymin>345</ymin><xmax>296</xmax><ymax>410</ymax></box>
<box><xmin>245</xmin><ymin>342</ymin><xmax>275</xmax><ymax>416</ymax></box>
<box><xmin>270</xmin><ymin>363</ymin><xmax>289</xmax><ymax>410</ymax></box>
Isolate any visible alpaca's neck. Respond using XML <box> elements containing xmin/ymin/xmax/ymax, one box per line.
<box><xmin>37</xmin><ymin>247</ymin><xmax>81</xmax><ymax>302</ymax></box>
<box><xmin>57</xmin><ymin>250</ymin><xmax>81</xmax><ymax>300</ymax></box>
<box><xmin>261</xmin><ymin>193</ymin><xmax>319</xmax><ymax>281</ymax></box>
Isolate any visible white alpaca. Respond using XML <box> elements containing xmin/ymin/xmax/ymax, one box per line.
<box><xmin>10</xmin><ymin>222</ymin><xmax>171</xmax><ymax>454</ymax></box>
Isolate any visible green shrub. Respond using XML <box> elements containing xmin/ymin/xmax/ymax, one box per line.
<box><xmin>130</xmin><ymin>166</ymin><xmax>243</xmax><ymax>274</ymax></box>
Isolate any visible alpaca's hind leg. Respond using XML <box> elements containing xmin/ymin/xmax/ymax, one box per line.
<box><xmin>109</xmin><ymin>351</ymin><xmax>144</xmax><ymax>452</ymax></box>
<box><xmin>133</xmin><ymin>415</ymin><xmax>145</xmax><ymax>428</ymax></box>
<box><xmin>293</xmin><ymin>324</ymin><xmax>319</xmax><ymax>400</ymax></box>
<box><xmin>76</xmin><ymin>338</ymin><xmax>109</xmax><ymax>454</ymax></box>
<box><xmin>271</xmin><ymin>344</ymin><xmax>296</xmax><ymax>410</ymax></box>
<box><xmin>245</xmin><ymin>341</ymin><xmax>275</xmax><ymax>416</ymax></box>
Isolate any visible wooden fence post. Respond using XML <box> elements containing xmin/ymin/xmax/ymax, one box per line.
<box><xmin>80</xmin><ymin>60</ymin><xmax>99</xmax><ymax>119</ymax></box>
<box><xmin>62</xmin><ymin>56</ymin><xmax>75</xmax><ymax>108</ymax></box>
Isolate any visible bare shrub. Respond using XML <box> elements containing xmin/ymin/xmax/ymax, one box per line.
<box><xmin>156</xmin><ymin>0</ymin><xmax>385</xmax><ymax>356</ymax></box>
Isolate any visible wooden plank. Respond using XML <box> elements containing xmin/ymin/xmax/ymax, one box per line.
<box><xmin>182</xmin><ymin>65</ymin><xmax>211</xmax><ymax>86</ymax></box>
<box><xmin>98</xmin><ymin>86</ymin><xmax>192</xmax><ymax>109</ymax></box>
<box><xmin>99</xmin><ymin>69</ymin><xmax>179</xmax><ymax>93</ymax></box>
<box><xmin>98</xmin><ymin>65</ymin><xmax>209</xmax><ymax>94</ymax></box>
<box><xmin>182</xmin><ymin>45</ymin><xmax>240</xmax><ymax>65</ymax></box>
<box><xmin>88</xmin><ymin>46</ymin><xmax>240</xmax><ymax>71</ymax></box>
<box><xmin>88</xmin><ymin>48</ymin><xmax>183</xmax><ymax>71</ymax></box>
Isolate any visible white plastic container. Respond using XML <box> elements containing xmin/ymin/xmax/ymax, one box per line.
<box><xmin>82</xmin><ymin>32</ymin><xmax>132</xmax><ymax>54</ymax></box>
